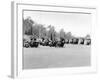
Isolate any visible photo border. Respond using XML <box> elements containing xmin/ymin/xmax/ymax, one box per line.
<box><xmin>11</xmin><ymin>1</ymin><xmax>97</xmax><ymax>78</ymax></box>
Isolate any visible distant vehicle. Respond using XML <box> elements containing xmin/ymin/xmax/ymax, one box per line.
<box><xmin>51</xmin><ymin>40</ymin><xmax>58</xmax><ymax>47</ymax></box>
<box><xmin>30</xmin><ymin>38</ymin><xmax>39</xmax><ymax>48</ymax></box>
<box><xmin>23</xmin><ymin>40</ymin><xmax>30</xmax><ymax>48</ymax></box>
<box><xmin>79</xmin><ymin>38</ymin><xmax>84</xmax><ymax>45</ymax></box>
<box><xmin>40</xmin><ymin>39</ymin><xmax>48</xmax><ymax>46</ymax></box>
<box><xmin>65</xmin><ymin>39</ymin><xmax>69</xmax><ymax>44</ymax></box>
<box><xmin>23</xmin><ymin>35</ymin><xmax>31</xmax><ymax>48</ymax></box>
<box><xmin>56</xmin><ymin>38</ymin><xmax>65</xmax><ymax>47</ymax></box>
<box><xmin>56</xmin><ymin>41</ymin><xmax>65</xmax><ymax>47</ymax></box>
<box><xmin>69</xmin><ymin>39</ymin><xmax>73</xmax><ymax>44</ymax></box>
<box><xmin>84</xmin><ymin>39</ymin><xmax>91</xmax><ymax>45</ymax></box>
<box><xmin>73</xmin><ymin>38</ymin><xmax>79</xmax><ymax>44</ymax></box>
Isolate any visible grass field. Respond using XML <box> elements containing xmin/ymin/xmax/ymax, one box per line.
<box><xmin>23</xmin><ymin>45</ymin><xmax>91</xmax><ymax>69</ymax></box>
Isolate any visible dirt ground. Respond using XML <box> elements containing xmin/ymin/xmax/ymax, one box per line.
<box><xmin>23</xmin><ymin>45</ymin><xmax>91</xmax><ymax>69</ymax></box>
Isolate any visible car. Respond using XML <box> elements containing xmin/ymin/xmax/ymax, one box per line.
<box><xmin>23</xmin><ymin>40</ymin><xmax>30</xmax><ymax>48</ymax></box>
<box><xmin>73</xmin><ymin>38</ymin><xmax>79</xmax><ymax>44</ymax></box>
<box><xmin>84</xmin><ymin>39</ymin><xmax>91</xmax><ymax>45</ymax></box>
<box><xmin>65</xmin><ymin>39</ymin><xmax>69</xmax><ymax>44</ymax></box>
<box><xmin>56</xmin><ymin>39</ymin><xmax>65</xmax><ymax>47</ymax></box>
<box><xmin>69</xmin><ymin>39</ymin><xmax>73</xmax><ymax>44</ymax></box>
<box><xmin>78</xmin><ymin>38</ymin><xmax>84</xmax><ymax>45</ymax></box>
<box><xmin>56</xmin><ymin>41</ymin><xmax>65</xmax><ymax>47</ymax></box>
<box><xmin>30</xmin><ymin>38</ymin><xmax>39</xmax><ymax>48</ymax></box>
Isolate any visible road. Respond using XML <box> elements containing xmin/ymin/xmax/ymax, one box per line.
<box><xmin>23</xmin><ymin>45</ymin><xmax>91</xmax><ymax>69</ymax></box>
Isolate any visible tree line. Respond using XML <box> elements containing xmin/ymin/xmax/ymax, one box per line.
<box><xmin>23</xmin><ymin>17</ymin><xmax>90</xmax><ymax>41</ymax></box>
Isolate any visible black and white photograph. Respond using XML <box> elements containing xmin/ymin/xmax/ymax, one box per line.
<box><xmin>23</xmin><ymin>10</ymin><xmax>91</xmax><ymax>69</ymax></box>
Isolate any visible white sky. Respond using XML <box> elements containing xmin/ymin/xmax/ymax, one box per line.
<box><xmin>24</xmin><ymin>11</ymin><xmax>92</xmax><ymax>37</ymax></box>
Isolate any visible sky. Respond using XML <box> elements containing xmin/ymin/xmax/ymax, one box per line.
<box><xmin>24</xmin><ymin>10</ymin><xmax>92</xmax><ymax>37</ymax></box>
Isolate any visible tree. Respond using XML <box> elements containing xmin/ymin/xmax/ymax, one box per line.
<box><xmin>39</xmin><ymin>25</ymin><xmax>47</xmax><ymax>39</ymax></box>
<box><xmin>65</xmin><ymin>32</ymin><xmax>72</xmax><ymax>39</ymax></box>
<box><xmin>85</xmin><ymin>34</ymin><xmax>91</xmax><ymax>39</ymax></box>
<box><xmin>47</xmin><ymin>25</ymin><xmax>57</xmax><ymax>41</ymax></box>
<box><xmin>23</xmin><ymin>17</ymin><xmax>34</xmax><ymax>35</ymax></box>
<box><xmin>59</xmin><ymin>29</ymin><xmax>66</xmax><ymax>39</ymax></box>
